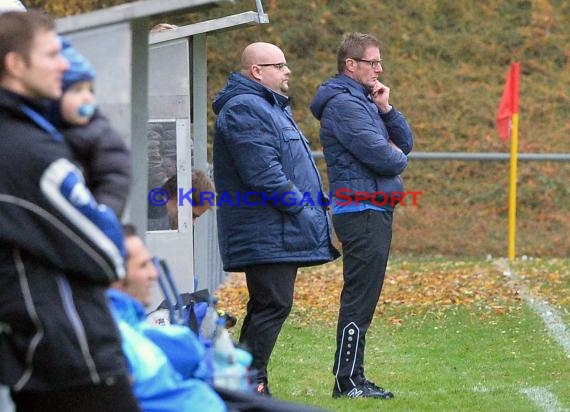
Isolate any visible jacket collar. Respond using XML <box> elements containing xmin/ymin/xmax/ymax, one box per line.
<box><xmin>0</xmin><ymin>87</ymin><xmax>51</xmax><ymax>113</ymax></box>
<box><xmin>335</xmin><ymin>74</ymin><xmax>370</xmax><ymax>97</ymax></box>
<box><xmin>106</xmin><ymin>288</ymin><xmax>147</xmax><ymax>325</ymax></box>
<box><xmin>233</xmin><ymin>72</ymin><xmax>291</xmax><ymax>107</ymax></box>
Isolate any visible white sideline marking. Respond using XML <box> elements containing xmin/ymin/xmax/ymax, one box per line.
<box><xmin>472</xmin><ymin>385</ymin><xmax>489</xmax><ymax>393</ymax></box>
<box><xmin>520</xmin><ymin>387</ymin><xmax>569</xmax><ymax>412</ymax></box>
<box><xmin>497</xmin><ymin>259</ymin><xmax>570</xmax><ymax>358</ymax></box>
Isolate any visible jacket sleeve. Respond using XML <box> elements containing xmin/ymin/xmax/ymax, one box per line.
<box><xmin>381</xmin><ymin>107</ymin><xmax>414</xmax><ymax>155</ymax></box>
<box><xmin>325</xmin><ymin>96</ymin><xmax>409</xmax><ymax>176</ymax></box>
<box><xmin>1</xmin><ymin>149</ymin><xmax>125</xmax><ymax>284</ymax></box>
<box><xmin>217</xmin><ymin>100</ymin><xmax>304</xmax><ymax>215</ymax></box>
<box><xmin>39</xmin><ymin>158</ymin><xmax>126</xmax><ymax>279</ymax></box>
<box><xmin>63</xmin><ymin>112</ymin><xmax>131</xmax><ymax>217</ymax></box>
<box><xmin>142</xmin><ymin>325</ymin><xmax>204</xmax><ymax>379</ymax></box>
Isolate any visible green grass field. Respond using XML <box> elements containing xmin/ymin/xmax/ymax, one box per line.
<box><xmin>218</xmin><ymin>258</ymin><xmax>570</xmax><ymax>411</ymax></box>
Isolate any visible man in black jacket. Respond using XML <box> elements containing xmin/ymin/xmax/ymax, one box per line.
<box><xmin>0</xmin><ymin>10</ymin><xmax>140</xmax><ymax>412</ymax></box>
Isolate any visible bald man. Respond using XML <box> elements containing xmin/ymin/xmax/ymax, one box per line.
<box><xmin>212</xmin><ymin>42</ymin><xmax>339</xmax><ymax>396</ymax></box>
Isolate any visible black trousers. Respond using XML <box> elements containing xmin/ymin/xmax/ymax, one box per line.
<box><xmin>239</xmin><ymin>263</ymin><xmax>298</xmax><ymax>384</ymax></box>
<box><xmin>10</xmin><ymin>374</ymin><xmax>140</xmax><ymax>412</ymax></box>
<box><xmin>332</xmin><ymin>210</ymin><xmax>393</xmax><ymax>387</ymax></box>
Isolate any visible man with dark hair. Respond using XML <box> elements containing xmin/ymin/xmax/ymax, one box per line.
<box><xmin>0</xmin><ymin>10</ymin><xmax>139</xmax><ymax>411</ymax></box>
<box><xmin>311</xmin><ymin>32</ymin><xmax>414</xmax><ymax>400</ymax></box>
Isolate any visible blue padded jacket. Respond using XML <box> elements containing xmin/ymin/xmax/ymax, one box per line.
<box><xmin>212</xmin><ymin>72</ymin><xmax>339</xmax><ymax>271</ymax></box>
<box><xmin>310</xmin><ymin>74</ymin><xmax>414</xmax><ymax>211</ymax></box>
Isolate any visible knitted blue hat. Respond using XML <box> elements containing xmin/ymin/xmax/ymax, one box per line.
<box><xmin>61</xmin><ymin>37</ymin><xmax>96</xmax><ymax>91</ymax></box>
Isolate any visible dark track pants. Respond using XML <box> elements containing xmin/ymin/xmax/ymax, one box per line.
<box><xmin>239</xmin><ymin>263</ymin><xmax>298</xmax><ymax>384</ymax></box>
<box><xmin>332</xmin><ymin>210</ymin><xmax>393</xmax><ymax>386</ymax></box>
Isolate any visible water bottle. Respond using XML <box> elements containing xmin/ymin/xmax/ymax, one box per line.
<box><xmin>199</xmin><ymin>296</ymin><xmax>218</xmax><ymax>341</ymax></box>
<box><xmin>213</xmin><ymin>318</ymin><xmax>235</xmax><ymax>362</ymax></box>
<box><xmin>213</xmin><ymin>317</ymin><xmax>241</xmax><ymax>390</ymax></box>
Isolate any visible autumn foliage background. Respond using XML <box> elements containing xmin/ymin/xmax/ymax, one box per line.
<box><xmin>36</xmin><ymin>0</ymin><xmax>569</xmax><ymax>258</ymax></box>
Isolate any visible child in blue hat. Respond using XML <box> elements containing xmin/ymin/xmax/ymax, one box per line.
<box><xmin>53</xmin><ymin>37</ymin><xmax>131</xmax><ymax>217</ymax></box>
<box><xmin>59</xmin><ymin>37</ymin><xmax>98</xmax><ymax>125</ymax></box>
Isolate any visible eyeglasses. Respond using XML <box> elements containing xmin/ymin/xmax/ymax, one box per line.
<box><xmin>351</xmin><ymin>58</ymin><xmax>383</xmax><ymax>69</ymax></box>
<box><xmin>256</xmin><ymin>62</ymin><xmax>289</xmax><ymax>71</ymax></box>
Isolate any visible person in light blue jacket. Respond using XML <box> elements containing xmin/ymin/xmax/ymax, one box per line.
<box><xmin>108</xmin><ymin>225</ymin><xmax>226</xmax><ymax>412</ymax></box>
<box><xmin>109</xmin><ymin>224</ymin><xmax>329</xmax><ymax>412</ymax></box>
<box><xmin>311</xmin><ymin>32</ymin><xmax>414</xmax><ymax>400</ymax></box>
<box><xmin>212</xmin><ymin>42</ymin><xmax>339</xmax><ymax>395</ymax></box>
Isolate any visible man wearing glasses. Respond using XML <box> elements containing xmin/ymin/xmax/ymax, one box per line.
<box><xmin>212</xmin><ymin>42</ymin><xmax>339</xmax><ymax>396</ymax></box>
<box><xmin>311</xmin><ymin>32</ymin><xmax>414</xmax><ymax>399</ymax></box>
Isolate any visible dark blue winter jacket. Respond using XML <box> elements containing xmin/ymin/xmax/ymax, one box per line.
<box><xmin>310</xmin><ymin>74</ymin><xmax>414</xmax><ymax>211</ymax></box>
<box><xmin>212</xmin><ymin>72</ymin><xmax>339</xmax><ymax>271</ymax></box>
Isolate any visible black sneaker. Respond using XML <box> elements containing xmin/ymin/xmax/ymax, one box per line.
<box><xmin>332</xmin><ymin>378</ymin><xmax>394</xmax><ymax>399</ymax></box>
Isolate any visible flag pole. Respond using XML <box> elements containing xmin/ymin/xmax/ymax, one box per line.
<box><xmin>497</xmin><ymin>62</ymin><xmax>520</xmax><ymax>260</ymax></box>
<box><xmin>507</xmin><ymin>113</ymin><xmax>519</xmax><ymax>260</ymax></box>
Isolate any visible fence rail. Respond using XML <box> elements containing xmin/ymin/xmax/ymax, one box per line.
<box><xmin>311</xmin><ymin>151</ymin><xmax>570</xmax><ymax>162</ymax></box>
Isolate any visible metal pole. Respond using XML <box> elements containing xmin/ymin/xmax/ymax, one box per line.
<box><xmin>311</xmin><ymin>151</ymin><xmax>570</xmax><ymax>162</ymax></box>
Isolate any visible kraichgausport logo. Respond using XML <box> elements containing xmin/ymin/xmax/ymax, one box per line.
<box><xmin>147</xmin><ymin>188</ymin><xmax>422</xmax><ymax>207</ymax></box>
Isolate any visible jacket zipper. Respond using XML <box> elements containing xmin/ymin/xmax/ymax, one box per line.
<box><xmin>55</xmin><ymin>274</ymin><xmax>101</xmax><ymax>384</ymax></box>
<box><xmin>12</xmin><ymin>248</ymin><xmax>45</xmax><ymax>391</ymax></box>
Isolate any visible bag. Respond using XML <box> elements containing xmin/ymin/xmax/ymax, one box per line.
<box><xmin>146</xmin><ymin>258</ymin><xmax>236</xmax><ymax>334</ymax></box>
<box><xmin>147</xmin><ymin>289</ymin><xmax>211</xmax><ymax>334</ymax></box>
<box><xmin>147</xmin><ymin>257</ymin><xmax>252</xmax><ymax>394</ymax></box>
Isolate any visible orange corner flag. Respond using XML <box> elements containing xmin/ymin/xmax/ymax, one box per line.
<box><xmin>496</xmin><ymin>62</ymin><xmax>520</xmax><ymax>140</ymax></box>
